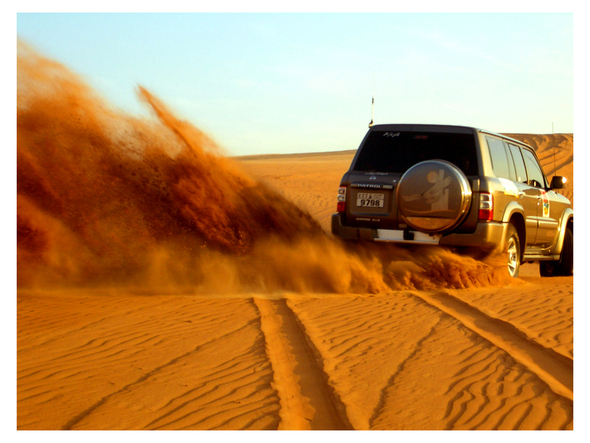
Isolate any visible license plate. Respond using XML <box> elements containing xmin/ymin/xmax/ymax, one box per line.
<box><xmin>356</xmin><ymin>192</ymin><xmax>385</xmax><ymax>208</ymax></box>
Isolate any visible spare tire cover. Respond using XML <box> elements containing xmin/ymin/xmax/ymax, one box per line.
<box><xmin>396</xmin><ymin>160</ymin><xmax>472</xmax><ymax>233</ymax></box>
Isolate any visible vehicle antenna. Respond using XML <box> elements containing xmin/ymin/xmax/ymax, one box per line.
<box><xmin>368</xmin><ymin>71</ymin><xmax>375</xmax><ymax>128</ymax></box>
<box><xmin>553</xmin><ymin>122</ymin><xmax>557</xmax><ymax>176</ymax></box>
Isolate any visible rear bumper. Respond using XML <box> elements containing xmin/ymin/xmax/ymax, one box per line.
<box><xmin>331</xmin><ymin>213</ymin><xmax>506</xmax><ymax>251</ymax></box>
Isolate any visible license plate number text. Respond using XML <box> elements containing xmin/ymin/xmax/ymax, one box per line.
<box><xmin>357</xmin><ymin>193</ymin><xmax>384</xmax><ymax>208</ymax></box>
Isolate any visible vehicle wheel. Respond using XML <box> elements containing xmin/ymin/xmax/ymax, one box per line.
<box><xmin>540</xmin><ymin>227</ymin><xmax>573</xmax><ymax>277</ymax></box>
<box><xmin>505</xmin><ymin>224</ymin><xmax>521</xmax><ymax>278</ymax></box>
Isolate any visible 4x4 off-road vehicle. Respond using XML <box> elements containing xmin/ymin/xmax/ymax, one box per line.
<box><xmin>332</xmin><ymin>124</ymin><xmax>573</xmax><ymax>277</ymax></box>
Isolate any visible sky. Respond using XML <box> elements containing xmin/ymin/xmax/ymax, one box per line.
<box><xmin>16</xmin><ymin>11</ymin><xmax>574</xmax><ymax>157</ymax></box>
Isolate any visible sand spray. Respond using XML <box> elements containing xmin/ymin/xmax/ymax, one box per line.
<box><xmin>17</xmin><ymin>41</ymin><xmax>513</xmax><ymax>293</ymax></box>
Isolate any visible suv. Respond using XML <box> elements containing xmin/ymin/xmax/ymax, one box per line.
<box><xmin>331</xmin><ymin>124</ymin><xmax>573</xmax><ymax>277</ymax></box>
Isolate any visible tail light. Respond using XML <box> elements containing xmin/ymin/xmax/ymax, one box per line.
<box><xmin>337</xmin><ymin>186</ymin><xmax>347</xmax><ymax>213</ymax></box>
<box><xmin>478</xmin><ymin>192</ymin><xmax>493</xmax><ymax>221</ymax></box>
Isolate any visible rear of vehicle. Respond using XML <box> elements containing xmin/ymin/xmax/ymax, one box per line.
<box><xmin>332</xmin><ymin>123</ymin><xmax>573</xmax><ymax>278</ymax></box>
<box><xmin>332</xmin><ymin>124</ymin><xmax>494</xmax><ymax>248</ymax></box>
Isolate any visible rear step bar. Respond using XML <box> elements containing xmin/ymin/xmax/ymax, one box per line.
<box><xmin>375</xmin><ymin>229</ymin><xmax>442</xmax><ymax>245</ymax></box>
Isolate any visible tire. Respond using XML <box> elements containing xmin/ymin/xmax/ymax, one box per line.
<box><xmin>505</xmin><ymin>224</ymin><xmax>521</xmax><ymax>278</ymax></box>
<box><xmin>540</xmin><ymin>227</ymin><xmax>573</xmax><ymax>277</ymax></box>
<box><xmin>396</xmin><ymin>160</ymin><xmax>472</xmax><ymax>233</ymax></box>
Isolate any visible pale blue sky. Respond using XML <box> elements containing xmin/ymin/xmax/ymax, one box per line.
<box><xmin>17</xmin><ymin>12</ymin><xmax>574</xmax><ymax>156</ymax></box>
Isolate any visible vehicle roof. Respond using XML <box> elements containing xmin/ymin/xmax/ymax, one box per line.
<box><xmin>369</xmin><ymin>124</ymin><xmax>534</xmax><ymax>150</ymax></box>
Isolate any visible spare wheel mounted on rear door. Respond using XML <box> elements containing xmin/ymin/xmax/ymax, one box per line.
<box><xmin>396</xmin><ymin>160</ymin><xmax>473</xmax><ymax>233</ymax></box>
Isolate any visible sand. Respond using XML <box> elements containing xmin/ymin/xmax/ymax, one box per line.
<box><xmin>16</xmin><ymin>41</ymin><xmax>574</xmax><ymax>431</ymax></box>
<box><xmin>18</xmin><ymin>145</ymin><xmax>574</xmax><ymax>430</ymax></box>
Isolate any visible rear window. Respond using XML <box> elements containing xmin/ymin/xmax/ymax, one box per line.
<box><xmin>353</xmin><ymin>130</ymin><xmax>479</xmax><ymax>175</ymax></box>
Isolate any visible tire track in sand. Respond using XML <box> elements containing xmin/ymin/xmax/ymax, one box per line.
<box><xmin>253</xmin><ymin>298</ymin><xmax>352</xmax><ymax>430</ymax></box>
<box><xmin>411</xmin><ymin>291</ymin><xmax>573</xmax><ymax>401</ymax></box>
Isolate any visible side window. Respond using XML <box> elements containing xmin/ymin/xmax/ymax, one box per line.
<box><xmin>521</xmin><ymin>149</ymin><xmax>546</xmax><ymax>188</ymax></box>
<box><xmin>504</xmin><ymin>143</ymin><xmax>517</xmax><ymax>181</ymax></box>
<box><xmin>507</xmin><ymin>143</ymin><xmax>528</xmax><ymax>183</ymax></box>
<box><xmin>486</xmin><ymin>137</ymin><xmax>515</xmax><ymax>180</ymax></box>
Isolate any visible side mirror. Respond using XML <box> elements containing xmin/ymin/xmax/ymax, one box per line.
<box><xmin>550</xmin><ymin>176</ymin><xmax>567</xmax><ymax>190</ymax></box>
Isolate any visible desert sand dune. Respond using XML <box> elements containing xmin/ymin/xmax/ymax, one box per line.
<box><xmin>240</xmin><ymin>151</ymin><xmax>355</xmax><ymax>233</ymax></box>
<box><xmin>17</xmin><ymin>42</ymin><xmax>574</xmax><ymax>430</ymax></box>
<box><xmin>18</xmin><ymin>276</ymin><xmax>574</xmax><ymax>430</ymax></box>
<box><xmin>18</xmin><ymin>291</ymin><xmax>281</xmax><ymax>430</ymax></box>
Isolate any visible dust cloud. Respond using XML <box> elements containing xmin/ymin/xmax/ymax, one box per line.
<box><xmin>17</xmin><ymin>41</ymin><xmax>512</xmax><ymax>293</ymax></box>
